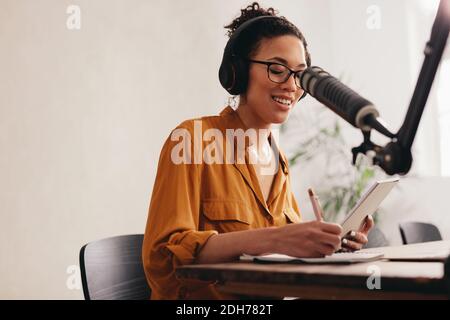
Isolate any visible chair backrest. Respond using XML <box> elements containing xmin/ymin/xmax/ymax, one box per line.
<box><xmin>79</xmin><ymin>234</ymin><xmax>151</xmax><ymax>300</ymax></box>
<box><xmin>399</xmin><ymin>222</ymin><xmax>443</xmax><ymax>245</ymax></box>
<box><xmin>363</xmin><ymin>226</ymin><xmax>389</xmax><ymax>248</ymax></box>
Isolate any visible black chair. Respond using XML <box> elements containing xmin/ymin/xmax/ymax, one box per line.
<box><xmin>79</xmin><ymin>234</ymin><xmax>151</xmax><ymax>300</ymax></box>
<box><xmin>363</xmin><ymin>226</ymin><xmax>389</xmax><ymax>248</ymax></box>
<box><xmin>399</xmin><ymin>222</ymin><xmax>443</xmax><ymax>245</ymax></box>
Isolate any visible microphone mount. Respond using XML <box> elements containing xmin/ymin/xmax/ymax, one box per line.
<box><xmin>350</xmin><ymin>0</ymin><xmax>449</xmax><ymax>175</ymax></box>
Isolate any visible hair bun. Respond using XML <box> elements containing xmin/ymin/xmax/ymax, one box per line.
<box><xmin>224</xmin><ymin>2</ymin><xmax>277</xmax><ymax>38</ymax></box>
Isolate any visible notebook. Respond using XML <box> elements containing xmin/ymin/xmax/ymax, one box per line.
<box><xmin>340</xmin><ymin>178</ymin><xmax>399</xmax><ymax>237</ymax></box>
<box><xmin>240</xmin><ymin>252</ymin><xmax>384</xmax><ymax>264</ymax></box>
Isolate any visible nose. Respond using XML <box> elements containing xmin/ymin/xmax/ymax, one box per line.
<box><xmin>282</xmin><ymin>74</ymin><xmax>298</xmax><ymax>91</ymax></box>
<box><xmin>280</xmin><ymin>73</ymin><xmax>300</xmax><ymax>95</ymax></box>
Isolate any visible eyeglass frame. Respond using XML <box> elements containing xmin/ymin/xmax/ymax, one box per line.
<box><xmin>247</xmin><ymin>59</ymin><xmax>305</xmax><ymax>89</ymax></box>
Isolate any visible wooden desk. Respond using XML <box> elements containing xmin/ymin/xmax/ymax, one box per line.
<box><xmin>176</xmin><ymin>241</ymin><xmax>450</xmax><ymax>299</ymax></box>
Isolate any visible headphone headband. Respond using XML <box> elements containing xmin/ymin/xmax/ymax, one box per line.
<box><xmin>218</xmin><ymin>15</ymin><xmax>308</xmax><ymax>101</ymax></box>
<box><xmin>226</xmin><ymin>15</ymin><xmax>281</xmax><ymax>56</ymax></box>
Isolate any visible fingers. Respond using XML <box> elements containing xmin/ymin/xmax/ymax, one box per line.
<box><xmin>311</xmin><ymin>222</ymin><xmax>342</xmax><ymax>252</ymax></box>
<box><xmin>342</xmin><ymin>238</ymin><xmax>363</xmax><ymax>251</ymax></box>
<box><xmin>345</xmin><ymin>231</ymin><xmax>368</xmax><ymax>244</ymax></box>
<box><xmin>317</xmin><ymin>221</ymin><xmax>343</xmax><ymax>235</ymax></box>
<box><xmin>341</xmin><ymin>230</ymin><xmax>368</xmax><ymax>251</ymax></box>
<box><xmin>315</xmin><ymin>230</ymin><xmax>342</xmax><ymax>251</ymax></box>
<box><xmin>339</xmin><ymin>216</ymin><xmax>373</xmax><ymax>253</ymax></box>
<box><xmin>314</xmin><ymin>242</ymin><xmax>337</xmax><ymax>256</ymax></box>
<box><xmin>360</xmin><ymin>215</ymin><xmax>375</xmax><ymax>234</ymax></box>
<box><xmin>287</xmin><ymin>221</ymin><xmax>343</xmax><ymax>257</ymax></box>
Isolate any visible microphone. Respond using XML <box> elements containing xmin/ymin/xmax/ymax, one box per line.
<box><xmin>300</xmin><ymin>66</ymin><xmax>395</xmax><ymax>138</ymax></box>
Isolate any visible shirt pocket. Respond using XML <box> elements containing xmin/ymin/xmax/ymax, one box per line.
<box><xmin>283</xmin><ymin>207</ymin><xmax>301</xmax><ymax>224</ymax></box>
<box><xmin>202</xmin><ymin>200</ymin><xmax>252</xmax><ymax>233</ymax></box>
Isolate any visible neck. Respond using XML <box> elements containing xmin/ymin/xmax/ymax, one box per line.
<box><xmin>236</xmin><ymin>102</ymin><xmax>272</xmax><ymax>137</ymax></box>
<box><xmin>234</xmin><ymin>103</ymin><xmax>276</xmax><ymax>166</ymax></box>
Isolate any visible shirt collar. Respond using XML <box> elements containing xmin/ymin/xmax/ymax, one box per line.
<box><xmin>219</xmin><ymin>105</ymin><xmax>289</xmax><ymax>174</ymax></box>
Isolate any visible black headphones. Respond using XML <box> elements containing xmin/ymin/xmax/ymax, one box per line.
<box><xmin>219</xmin><ymin>15</ymin><xmax>308</xmax><ymax>101</ymax></box>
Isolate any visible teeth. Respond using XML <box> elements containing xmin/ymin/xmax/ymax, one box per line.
<box><xmin>272</xmin><ymin>96</ymin><xmax>292</xmax><ymax>105</ymax></box>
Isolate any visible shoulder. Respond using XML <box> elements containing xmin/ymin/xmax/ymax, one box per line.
<box><xmin>169</xmin><ymin>105</ymin><xmax>238</xmax><ymax>135</ymax></box>
<box><xmin>160</xmin><ymin>111</ymin><xmax>226</xmax><ymax>153</ymax></box>
<box><xmin>173</xmin><ymin>113</ymin><xmax>226</xmax><ymax>134</ymax></box>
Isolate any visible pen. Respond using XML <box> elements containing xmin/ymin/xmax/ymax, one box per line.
<box><xmin>308</xmin><ymin>188</ymin><xmax>324</xmax><ymax>221</ymax></box>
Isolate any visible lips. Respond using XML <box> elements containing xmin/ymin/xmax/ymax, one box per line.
<box><xmin>271</xmin><ymin>97</ymin><xmax>293</xmax><ymax>112</ymax></box>
<box><xmin>272</xmin><ymin>96</ymin><xmax>292</xmax><ymax>105</ymax></box>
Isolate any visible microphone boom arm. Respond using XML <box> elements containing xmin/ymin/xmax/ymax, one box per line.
<box><xmin>352</xmin><ymin>0</ymin><xmax>449</xmax><ymax>175</ymax></box>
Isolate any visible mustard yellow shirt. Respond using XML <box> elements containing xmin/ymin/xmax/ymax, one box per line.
<box><xmin>142</xmin><ymin>106</ymin><xmax>302</xmax><ymax>299</ymax></box>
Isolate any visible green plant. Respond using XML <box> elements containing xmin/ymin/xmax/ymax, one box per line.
<box><xmin>282</xmin><ymin>111</ymin><xmax>383</xmax><ymax>223</ymax></box>
<box><xmin>318</xmin><ymin>155</ymin><xmax>376</xmax><ymax>223</ymax></box>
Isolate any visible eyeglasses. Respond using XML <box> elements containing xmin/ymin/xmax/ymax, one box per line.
<box><xmin>248</xmin><ymin>59</ymin><xmax>304</xmax><ymax>89</ymax></box>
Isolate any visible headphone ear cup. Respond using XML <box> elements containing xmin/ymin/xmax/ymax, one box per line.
<box><xmin>228</xmin><ymin>57</ymin><xmax>248</xmax><ymax>95</ymax></box>
<box><xmin>219</xmin><ymin>58</ymin><xmax>235</xmax><ymax>94</ymax></box>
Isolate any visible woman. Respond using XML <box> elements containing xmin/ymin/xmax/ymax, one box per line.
<box><xmin>142</xmin><ymin>2</ymin><xmax>374</xmax><ymax>300</ymax></box>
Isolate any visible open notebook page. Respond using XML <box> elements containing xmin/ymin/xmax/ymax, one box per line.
<box><xmin>240</xmin><ymin>252</ymin><xmax>384</xmax><ymax>264</ymax></box>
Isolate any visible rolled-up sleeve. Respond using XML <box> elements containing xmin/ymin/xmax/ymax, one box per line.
<box><xmin>142</xmin><ymin>123</ymin><xmax>217</xmax><ymax>299</ymax></box>
<box><xmin>166</xmin><ymin>230</ymin><xmax>217</xmax><ymax>265</ymax></box>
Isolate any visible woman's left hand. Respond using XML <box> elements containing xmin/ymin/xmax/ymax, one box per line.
<box><xmin>341</xmin><ymin>214</ymin><xmax>375</xmax><ymax>252</ymax></box>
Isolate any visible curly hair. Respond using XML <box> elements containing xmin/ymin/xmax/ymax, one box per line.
<box><xmin>224</xmin><ymin>2</ymin><xmax>311</xmax><ymax>66</ymax></box>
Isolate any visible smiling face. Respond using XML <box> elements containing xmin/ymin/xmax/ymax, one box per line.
<box><xmin>237</xmin><ymin>35</ymin><xmax>307</xmax><ymax>129</ymax></box>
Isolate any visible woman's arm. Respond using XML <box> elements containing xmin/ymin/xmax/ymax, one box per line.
<box><xmin>196</xmin><ymin>220</ymin><xmax>343</xmax><ymax>264</ymax></box>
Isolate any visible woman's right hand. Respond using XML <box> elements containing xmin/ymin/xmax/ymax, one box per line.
<box><xmin>272</xmin><ymin>221</ymin><xmax>343</xmax><ymax>258</ymax></box>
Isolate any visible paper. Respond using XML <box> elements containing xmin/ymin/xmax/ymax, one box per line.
<box><xmin>359</xmin><ymin>240</ymin><xmax>450</xmax><ymax>261</ymax></box>
<box><xmin>240</xmin><ymin>252</ymin><xmax>384</xmax><ymax>264</ymax></box>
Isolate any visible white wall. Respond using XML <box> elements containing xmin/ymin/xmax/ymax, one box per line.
<box><xmin>0</xmin><ymin>0</ymin><xmax>448</xmax><ymax>299</ymax></box>
<box><xmin>286</xmin><ymin>0</ymin><xmax>450</xmax><ymax>245</ymax></box>
<box><xmin>0</xmin><ymin>0</ymin><xmax>227</xmax><ymax>299</ymax></box>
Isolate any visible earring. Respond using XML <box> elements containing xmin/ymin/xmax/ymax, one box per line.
<box><xmin>228</xmin><ymin>96</ymin><xmax>238</xmax><ymax>109</ymax></box>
